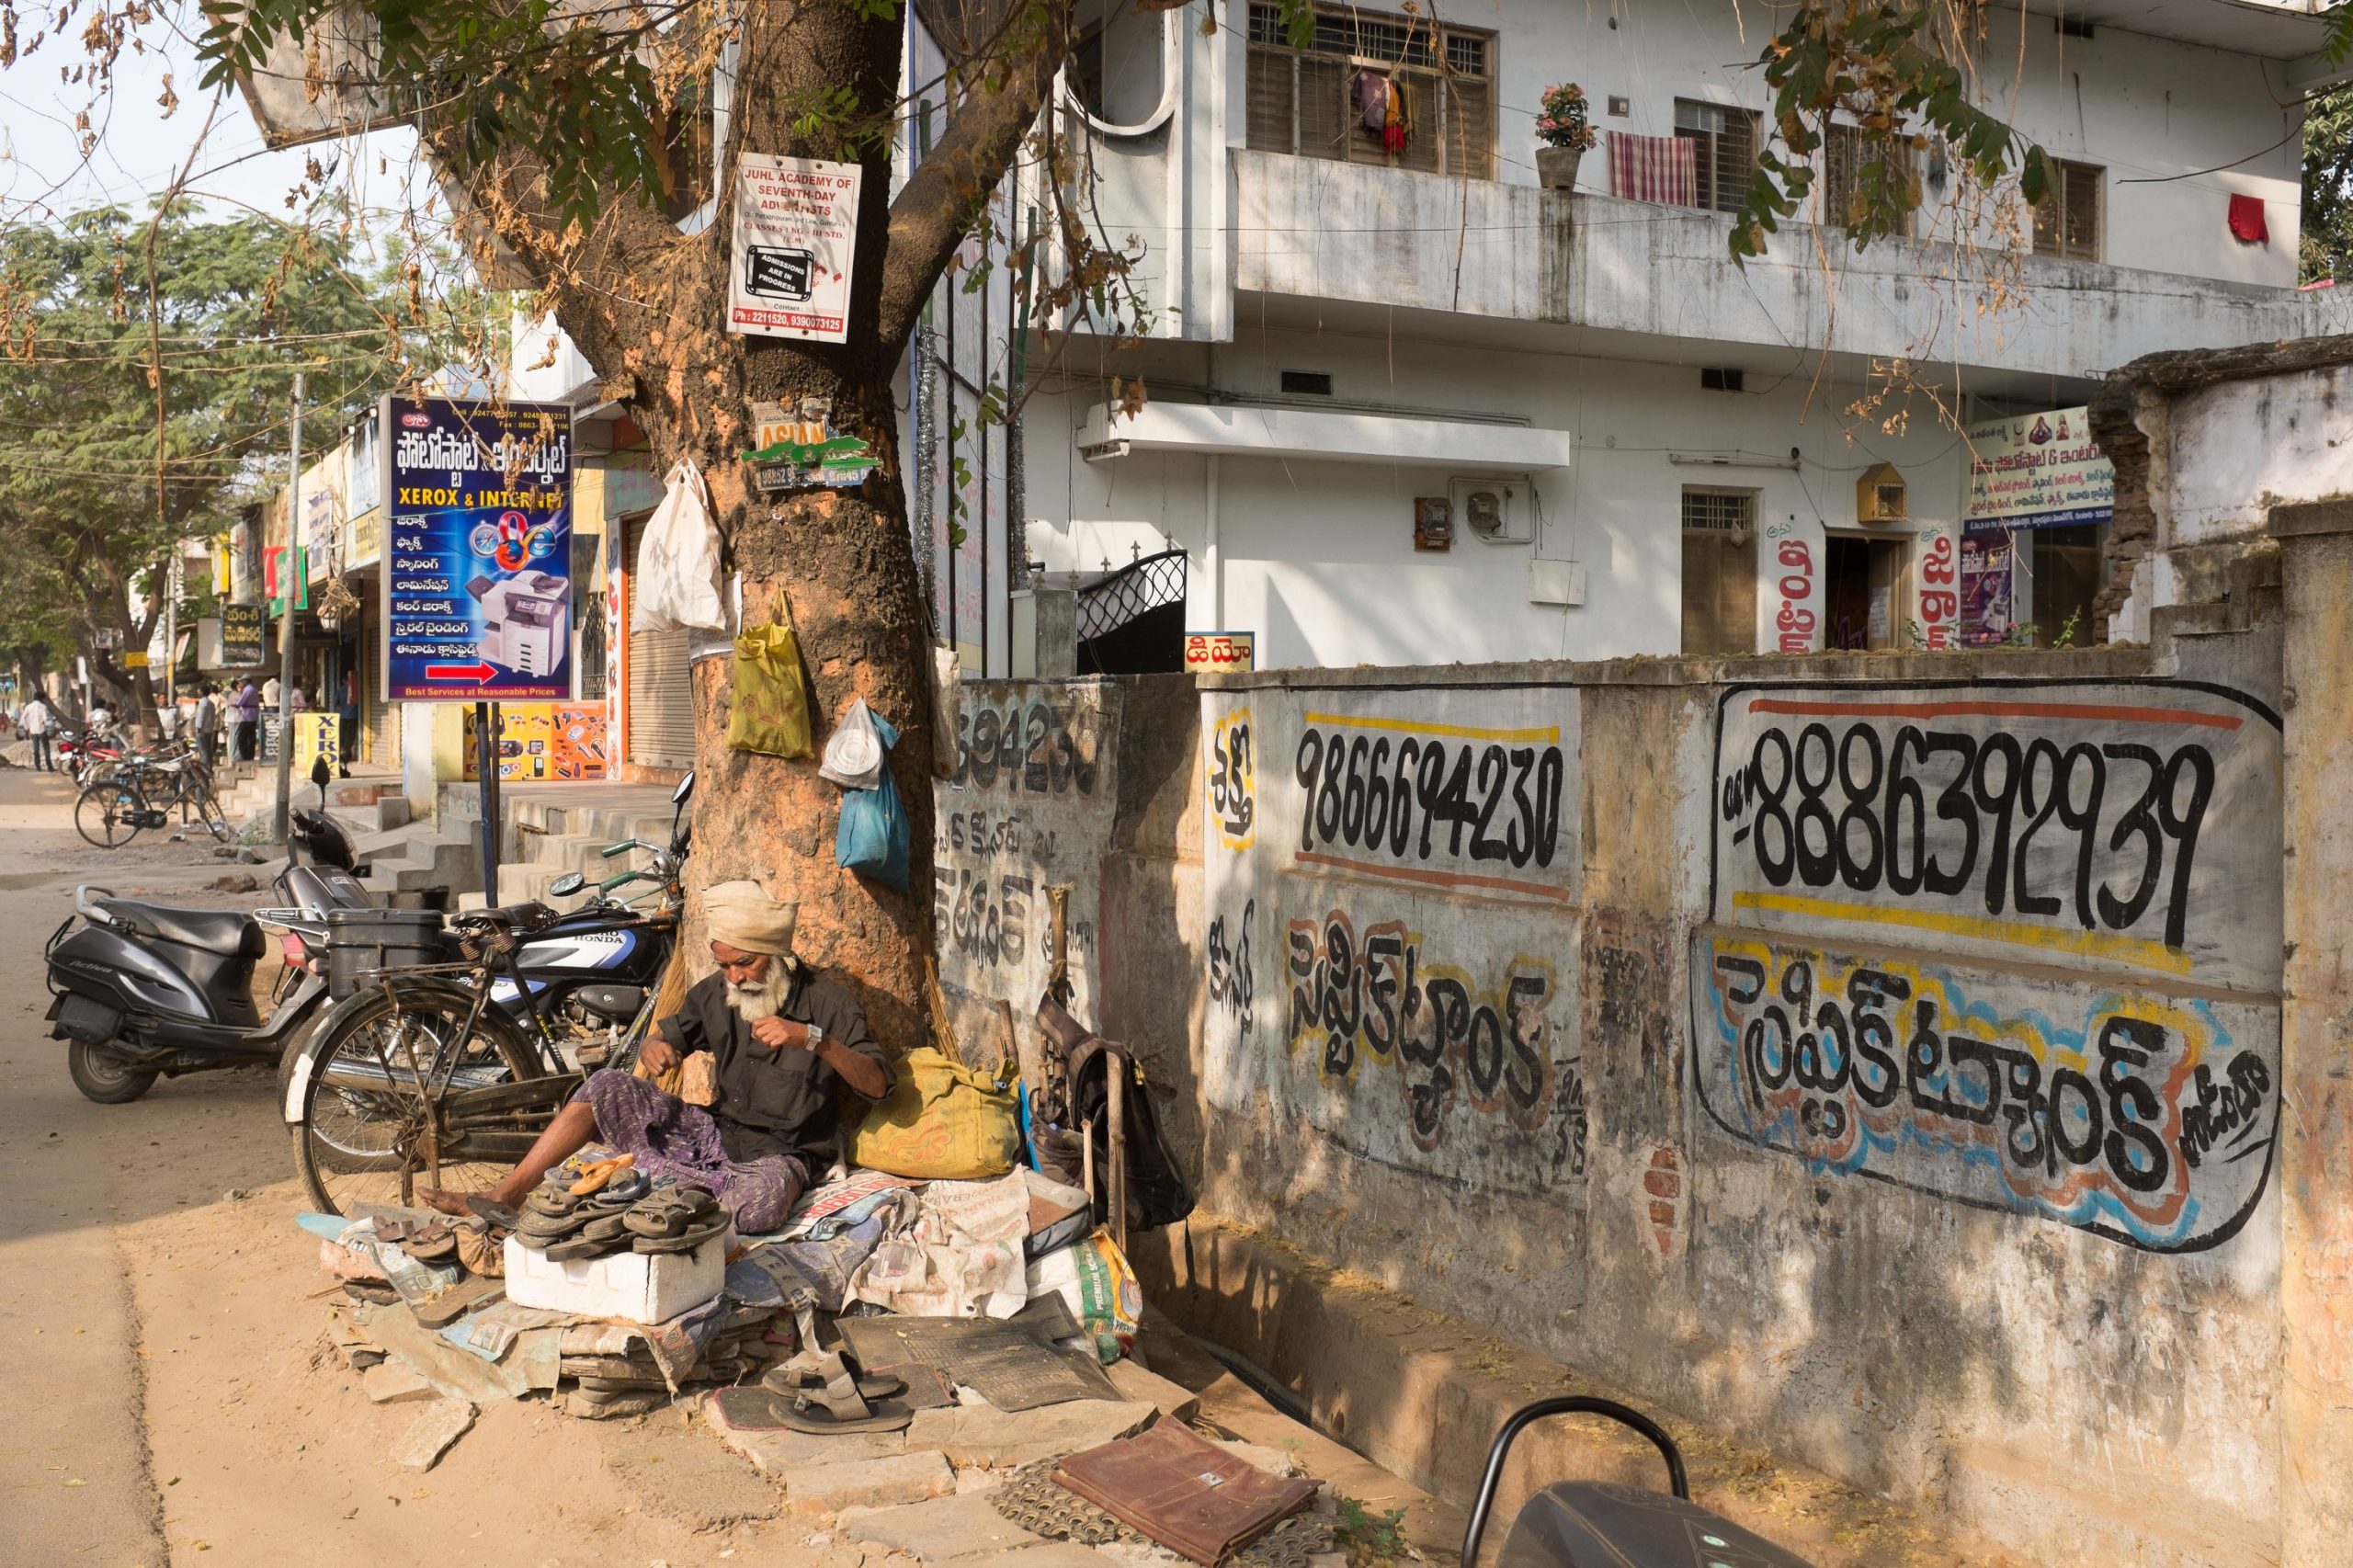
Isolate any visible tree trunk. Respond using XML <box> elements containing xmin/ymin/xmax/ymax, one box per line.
<box><xmin>423</xmin><ymin>1</ymin><xmax>1069</xmax><ymax>1054</ymax></box>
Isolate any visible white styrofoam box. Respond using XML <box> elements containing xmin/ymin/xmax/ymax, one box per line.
<box><xmin>502</xmin><ymin>1225</ymin><xmax>731</xmax><ymax>1324</ymax></box>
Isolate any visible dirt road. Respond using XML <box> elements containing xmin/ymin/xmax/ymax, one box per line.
<box><xmin>0</xmin><ymin>767</ymin><xmax>825</xmax><ymax>1565</ymax></box>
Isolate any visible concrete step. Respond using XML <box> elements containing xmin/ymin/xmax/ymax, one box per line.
<box><xmin>357</xmin><ymin>828</ymin><xmax>483</xmax><ymax>896</ymax></box>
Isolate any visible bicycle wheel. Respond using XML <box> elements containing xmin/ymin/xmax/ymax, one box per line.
<box><xmin>188</xmin><ymin>779</ymin><xmax>233</xmax><ymax>841</ymax></box>
<box><xmin>290</xmin><ymin>982</ymin><xmax>542</xmax><ymax>1217</ymax></box>
<box><xmin>74</xmin><ymin>776</ymin><xmax>151</xmax><ymax>848</ymax></box>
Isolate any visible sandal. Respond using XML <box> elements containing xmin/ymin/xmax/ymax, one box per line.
<box><xmin>589</xmin><ymin>1169</ymin><xmax>652</xmax><ymax>1208</ymax></box>
<box><xmin>465</xmin><ymin>1196</ymin><xmax>523</xmax><ymax>1231</ymax></box>
<box><xmin>399</xmin><ymin>1220</ymin><xmax>459</xmax><ymax>1262</ymax></box>
<box><xmin>621</xmin><ymin>1186</ymin><xmax>714</xmax><ymax>1239</ymax></box>
<box><xmin>567</xmin><ymin>1154</ymin><xmax>637</xmax><ymax>1197</ymax></box>
<box><xmin>544</xmin><ymin>1213</ymin><xmax>634</xmax><ymax>1261</ymax></box>
<box><xmin>713</xmin><ymin>1362</ymin><xmax>912</xmax><ymax>1436</ymax></box>
<box><xmin>632</xmin><ymin>1210</ymin><xmax>730</xmax><ymax>1256</ymax></box>
<box><xmin>763</xmin><ymin>1349</ymin><xmax>904</xmax><ymax>1403</ymax></box>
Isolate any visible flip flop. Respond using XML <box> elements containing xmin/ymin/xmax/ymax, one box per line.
<box><xmin>564</xmin><ymin>1388</ymin><xmax>668</xmax><ymax>1421</ymax></box>
<box><xmin>515</xmin><ymin>1206</ymin><xmax>600</xmax><ymax>1249</ymax></box>
<box><xmin>544</xmin><ymin>1214</ymin><xmax>634</xmax><ymax>1261</ymax></box>
<box><xmin>400</xmin><ymin>1220</ymin><xmax>459</xmax><ymax>1262</ymax></box>
<box><xmin>763</xmin><ymin>1349</ymin><xmax>904</xmax><ymax>1403</ymax></box>
<box><xmin>713</xmin><ymin>1384</ymin><xmax>915</xmax><ymax>1437</ymax></box>
<box><xmin>567</xmin><ymin>1154</ymin><xmax>637</xmax><ymax>1197</ymax></box>
<box><xmin>631</xmin><ymin>1210</ymin><xmax>731</xmax><ymax>1256</ymax></box>
<box><xmin>589</xmin><ymin>1169</ymin><xmax>652</xmax><ymax>1208</ymax></box>
<box><xmin>465</xmin><ymin>1196</ymin><xmax>522</xmax><ymax>1231</ymax></box>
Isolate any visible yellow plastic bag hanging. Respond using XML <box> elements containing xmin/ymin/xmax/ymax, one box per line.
<box><xmin>727</xmin><ymin>618</ymin><xmax>814</xmax><ymax>758</ymax></box>
<box><xmin>850</xmin><ymin>1046</ymin><xmax>1021</xmax><ymax>1180</ymax></box>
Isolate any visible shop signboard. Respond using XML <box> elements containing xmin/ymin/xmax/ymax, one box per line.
<box><xmin>221</xmin><ymin>605</ymin><xmax>266</xmax><ymax>666</ymax></box>
<box><xmin>1183</xmin><ymin>631</ymin><xmax>1256</xmax><ymax>673</ymax></box>
<box><xmin>1959</xmin><ymin>530</ymin><xmax>2015</xmax><ymax>647</ymax></box>
<box><xmin>1963</xmin><ymin>406</ymin><xmax>2112</xmax><ymax>532</ymax></box>
<box><xmin>727</xmin><ymin>154</ymin><xmax>861</xmax><ymax>344</ymax></box>
<box><xmin>380</xmin><ymin>396</ymin><xmax>574</xmax><ymax>703</ymax></box>
<box><xmin>290</xmin><ymin>711</ymin><xmax>340</xmax><ymax>778</ymax></box>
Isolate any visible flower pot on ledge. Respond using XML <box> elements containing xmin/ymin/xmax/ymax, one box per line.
<box><xmin>1536</xmin><ymin>145</ymin><xmax>1584</xmax><ymax>192</ymax></box>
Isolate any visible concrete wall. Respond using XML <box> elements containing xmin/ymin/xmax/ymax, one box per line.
<box><xmin>938</xmin><ymin>627</ymin><xmax>2289</xmax><ymax>1567</ymax></box>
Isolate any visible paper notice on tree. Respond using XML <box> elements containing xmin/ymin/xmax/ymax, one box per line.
<box><xmin>728</xmin><ymin>153</ymin><xmax>861</xmax><ymax>344</ymax></box>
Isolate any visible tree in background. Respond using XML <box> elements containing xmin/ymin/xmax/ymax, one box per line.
<box><xmin>2304</xmin><ymin>83</ymin><xmax>2353</xmax><ymax>285</ymax></box>
<box><xmin>0</xmin><ymin>204</ymin><xmax>429</xmax><ymax>717</ymax></box>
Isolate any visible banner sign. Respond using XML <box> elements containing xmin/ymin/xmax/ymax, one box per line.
<box><xmin>1958</xmin><ymin>530</ymin><xmax>2013</xmax><ymax>647</ymax></box>
<box><xmin>1184</xmin><ymin>631</ymin><xmax>1256</xmax><ymax>674</ymax></box>
<box><xmin>221</xmin><ymin>604</ymin><xmax>266</xmax><ymax>667</ymax></box>
<box><xmin>1963</xmin><ymin>406</ymin><xmax>2112</xmax><ymax>532</ymax></box>
<box><xmin>290</xmin><ymin>711</ymin><xmax>340</xmax><ymax>778</ymax></box>
<box><xmin>380</xmin><ymin>396</ymin><xmax>574</xmax><ymax>703</ymax></box>
<box><xmin>728</xmin><ymin>154</ymin><xmax>862</xmax><ymax>344</ymax></box>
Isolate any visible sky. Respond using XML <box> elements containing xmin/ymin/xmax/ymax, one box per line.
<box><xmin>0</xmin><ymin>10</ymin><xmax>427</xmax><ymax>257</ymax></box>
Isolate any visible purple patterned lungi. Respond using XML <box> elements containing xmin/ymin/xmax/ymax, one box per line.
<box><xmin>575</xmin><ymin>1068</ymin><xmax>807</xmax><ymax>1233</ymax></box>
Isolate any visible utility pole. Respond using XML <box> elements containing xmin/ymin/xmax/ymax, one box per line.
<box><xmin>273</xmin><ymin>371</ymin><xmax>304</xmax><ymax>844</ymax></box>
<box><xmin>164</xmin><ymin>549</ymin><xmax>179</xmax><ymax>710</ymax></box>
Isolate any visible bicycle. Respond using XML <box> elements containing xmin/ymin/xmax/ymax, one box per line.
<box><xmin>71</xmin><ymin>751</ymin><xmax>229</xmax><ymax>848</ymax></box>
<box><xmin>284</xmin><ymin>827</ymin><xmax>686</xmax><ymax>1217</ymax></box>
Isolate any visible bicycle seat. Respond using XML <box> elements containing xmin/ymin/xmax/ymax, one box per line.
<box><xmin>95</xmin><ymin>898</ymin><xmax>266</xmax><ymax>959</ymax></box>
<box><xmin>455</xmin><ymin>901</ymin><xmax>557</xmax><ymax>934</ymax></box>
<box><xmin>1499</xmin><ymin>1484</ymin><xmax>1816</xmax><ymax>1568</ymax></box>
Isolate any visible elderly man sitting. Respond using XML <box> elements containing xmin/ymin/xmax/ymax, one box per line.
<box><xmin>424</xmin><ymin>881</ymin><xmax>892</xmax><ymax>1233</ymax></box>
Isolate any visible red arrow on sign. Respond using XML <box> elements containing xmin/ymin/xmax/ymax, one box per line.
<box><xmin>424</xmin><ymin>661</ymin><xmax>497</xmax><ymax>683</ymax></box>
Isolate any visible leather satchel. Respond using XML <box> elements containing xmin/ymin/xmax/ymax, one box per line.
<box><xmin>1052</xmin><ymin>1419</ymin><xmax>1318</xmax><ymax>1564</ymax></box>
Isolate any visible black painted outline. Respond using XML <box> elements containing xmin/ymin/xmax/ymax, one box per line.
<box><xmin>1694</xmin><ymin>676</ymin><xmax>2284</xmax><ymax>1256</ymax></box>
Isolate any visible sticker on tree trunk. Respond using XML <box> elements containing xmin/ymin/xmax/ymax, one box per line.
<box><xmin>729</xmin><ymin>154</ymin><xmax>861</xmax><ymax>344</ymax></box>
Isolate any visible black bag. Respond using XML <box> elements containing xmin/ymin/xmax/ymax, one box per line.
<box><xmin>1036</xmin><ymin>996</ymin><xmax>1196</xmax><ymax>1233</ymax></box>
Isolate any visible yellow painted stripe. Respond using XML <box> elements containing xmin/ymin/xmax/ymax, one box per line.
<box><xmin>1729</xmin><ymin>890</ymin><xmax>2195</xmax><ymax>977</ymax></box>
<box><xmin>1302</xmin><ymin>711</ymin><xmax>1559</xmax><ymax>744</ymax></box>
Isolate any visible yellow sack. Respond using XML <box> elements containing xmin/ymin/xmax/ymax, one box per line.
<box><xmin>851</xmin><ymin>1046</ymin><xmax>1020</xmax><ymax>1180</ymax></box>
<box><xmin>728</xmin><ymin>619</ymin><xmax>814</xmax><ymax>758</ymax></box>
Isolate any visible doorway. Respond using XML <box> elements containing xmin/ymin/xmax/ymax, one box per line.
<box><xmin>2020</xmin><ymin>524</ymin><xmax>2100</xmax><ymax>646</ymax></box>
<box><xmin>1822</xmin><ymin>532</ymin><xmax>1908</xmax><ymax>651</ymax></box>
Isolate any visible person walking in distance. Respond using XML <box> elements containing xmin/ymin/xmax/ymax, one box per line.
<box><xmin>18</xmin><ymin>691</ymin><xmax>55</xmax><ymax>771</ymax></box>
<box><xmin>336</xmin><ymin>669</ymin><xmax>359</xmax><ymax>778</ymax></box>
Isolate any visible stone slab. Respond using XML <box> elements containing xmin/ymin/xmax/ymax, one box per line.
<box><xmin>1105</xmin><ymin>1360</ymin><xmax>1200</xmax><ymax>1424</ymax></box>
<box><xmin>360</xmin><ymin>1302</ymin><xmax>533</xmax><ymax>1404</ymax></box>
<box><xmin>906</xmin><ymin>1398</ymin><xmax>1157</xmax><ymax>1470</ymax></box>
<box><xmin>710</xmin><ymin>1403</ymin><xmax>910</xmax><ymax>1476</ymax></box>
<box><xmin>787</xmin><ymin>1449</ymin><xmax>958</xmax><ymax>1515</ymax></box>
<box><xmin>968</xmin><ymin>1546</ymin><xmax>1130</xmax><ymax>1567</ymax></box>
<box><xmin>840</xmin><ymin>1488</ymin><xmax>1043</xmax><ymax>1561</ymax></box>
<box><xmin>391</xmin><ymin>1397</ymin><xmax>475</xmax><ymax>1471</ymax></box>
<box><xmin>361</xmin><ymin>1362</ymin><xmax>435</xmax><ymax>1404</ymax></box>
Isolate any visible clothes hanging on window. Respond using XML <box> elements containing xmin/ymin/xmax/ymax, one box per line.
<box><xmin>2228</xmin><ymin>192</ymin><xmax>2269</xmax><ymax>245</ymax></box>
<box><xmin>1608</xmin><ymin>131</ymin><xmax>1698</xmax><ymax>206</ymax></box>
<box><xmin>1354</xmin><ymin>70</ymin><xmax>1389</xmax><ymax>135</ymax></box>
<box><xmin>1382</xmin><ymin>78</ymin><xmax>1412</xmax><ymax>153</ymax></box>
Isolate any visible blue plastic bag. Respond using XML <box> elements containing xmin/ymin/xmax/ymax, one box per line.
<box><xmin>835</xmin><ymin>709</ymin><xmax>909</xmax><ymax>892</ymax></box>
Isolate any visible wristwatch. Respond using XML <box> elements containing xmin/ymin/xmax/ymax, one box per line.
<box><xmin>804</xmin><ymin>1022</ymin><xmax>824</xmax><ymax>1051</ymax></box>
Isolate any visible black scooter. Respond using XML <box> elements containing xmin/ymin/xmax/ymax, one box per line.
<box><xmin>43</xmin><ymin>809</ymin><xmax>369</xmax><ymax>1104</ymax></box>
<box><xmin>1462</xmin><ymin>1398</ymin><xmax>1815</xmax><ymax>1568</ymax></box>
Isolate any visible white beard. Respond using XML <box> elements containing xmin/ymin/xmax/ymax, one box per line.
<box><xmin>725</xmin><ymin>961</ymin><xmax>791</xmax><ymax>1023</ymax></box>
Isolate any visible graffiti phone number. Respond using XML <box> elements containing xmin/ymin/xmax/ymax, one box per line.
<box><xmin>1294</xmin><ymin>727</ymin><xmax>1564</xmax><ymax>871</ymax></box>
<box><xmin>1722</xmin><ymin>720</ymin><xmax>2214</xmax><ymax>948</ymax></box>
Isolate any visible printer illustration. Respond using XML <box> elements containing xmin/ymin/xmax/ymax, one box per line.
<box><xmin>466</xmin><ymin>570</ymin><xmax>567</xmax><ymax>676</ymax></box>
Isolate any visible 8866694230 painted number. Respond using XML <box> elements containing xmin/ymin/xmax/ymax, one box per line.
<box><xmin>1292</xmin><ymin>724</ymin><xmax>1565</xmax><ymax>874</ymax></box>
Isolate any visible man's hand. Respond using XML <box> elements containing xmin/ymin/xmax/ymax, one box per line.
<box><xmin>637</xmin><ymin>1038</ymin><xmax>682</xmax><ymax>1077</ymax></box>
<box><xmin>751</xmin><ymin>1017</ymin><xmax>813</xmax><ymax>1054</ymax></box>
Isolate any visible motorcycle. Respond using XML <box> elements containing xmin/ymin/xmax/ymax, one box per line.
<box><xmin>1461</xmin><ymin>1398</ymin><xmax>1814</xmax><ymax>1567</ymax></box>
<box><xmin>43</xmin><ymin>808</ymin><xmax>370</xmax><ymax>1104</ymax></box>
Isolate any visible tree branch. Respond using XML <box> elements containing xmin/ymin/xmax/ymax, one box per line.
<box><xmin>877</xmin><ymin>1</ymin><xmax>1071</xmax><ymax>350</ymax></box>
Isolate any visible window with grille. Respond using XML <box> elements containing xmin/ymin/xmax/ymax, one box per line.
<box><xmin>1245</xmin><ymin>2</ymin><xmax>1495</xmax><ymax>179</ymax></box>
<box><xmin>1822</xmin><ymin>123</ymin><xmax>1913</xmax><ymax>237</ymax></box>
<box><xmin>2033</xmin><ymin>159</ymin><xmax>2102</xmax><ymax>261</ymax></box>
<box><xmin>1681</xmin><ymin>488</ymin><xmax>1758</xmax><ymax>656</ymax></box>
<box><xmin>1674</xmin><ymin>99</ymin><xmax>1758</xmax><ymax>214</ymax></box>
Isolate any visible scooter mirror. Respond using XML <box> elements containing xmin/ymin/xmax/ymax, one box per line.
<box><xmin>549</xmin><ymin>872</ymin><xmax>586</xmax><ymax>897</ymax></box>
<box><xmin>672</xmin><ymin>770</ymin><xmax>695</xmax><ymax>806</ymax></box>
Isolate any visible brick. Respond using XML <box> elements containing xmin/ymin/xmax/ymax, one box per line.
<box><xmin>840</xmin><ymin>1489</ymin><xmax>1042</xmax><ymax>1560</ymax></box>
<box><xmin>1647</xmin><ymin>1199</ymin><xmax>1677</xmax><ymax>1226</ymax></box>
<box><xmin>787</xmin><ymin>1449</ymin><xmax>957</xmax><ymax>1515</ymax></box>
<box><xmin>1642</xmin><ymin>1169</ymin><xmax>1682</xmax><ymax>1199</ymax></box>
<box><xmin>1106</xmin><ymin>1359</ymin><xmax>1202</xmax><ymax>1423</ymax></box>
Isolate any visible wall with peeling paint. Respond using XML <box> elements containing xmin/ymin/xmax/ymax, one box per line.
<box><xmin>936</xmin><ymin>636</ymin><xmax>2285</xmax><ymax>1568</ymax></box>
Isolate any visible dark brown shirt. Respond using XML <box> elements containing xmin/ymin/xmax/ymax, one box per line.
<box><xmin>655</xmin><ymin>968</ymin><xmax>892</xmax><ymax>1167</ymax></box>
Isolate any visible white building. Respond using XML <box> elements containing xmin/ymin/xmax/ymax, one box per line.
<box><xmin>911</xmin><ymin>0</ymin><xmax>2345</xmax><ymax>672</ymax></box>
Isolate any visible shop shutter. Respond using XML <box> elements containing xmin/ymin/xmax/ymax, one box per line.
<box><xmin>622</xmin><ymin>510</ymin><xmax>697</xmax><ymax>768</ymax></box>
<box><xmin>361</xmin><ymin>631</ymin><xmax>400</xmax><ymax>768</ymax></box>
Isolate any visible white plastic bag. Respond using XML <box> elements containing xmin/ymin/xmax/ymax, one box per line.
<box><xmin>820</xmin><ymin>697</ymin><xmax>887</xmax><ymax>789</ymax></box>
<box><xmin>631</xmin><ymin>460</ymin><xmax>727</xmax><ymax>633</ymax></box>
<box><xmin>931</xmin><ymin>644</ymin><xmax>961</xmax><ymax>779</ymax></box>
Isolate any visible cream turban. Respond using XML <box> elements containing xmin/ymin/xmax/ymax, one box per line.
<box><xmin>702</xmin><ymin>880</ymin><xmax>799</xmax><ymax>958</ymax></box>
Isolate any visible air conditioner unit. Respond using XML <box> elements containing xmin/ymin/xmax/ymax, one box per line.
<box><xmin>1449</xmin><ymin>474</ymin><xmax>1535</xmax><ymax>544</ymax></box>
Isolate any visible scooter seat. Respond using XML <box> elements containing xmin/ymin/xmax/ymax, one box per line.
<box><xmin>1500</xmin><ymin>1483</ymin><xmax>1816</xmax><ymax>1568</ymax></box>
<box><xmin>97</xmin><ymin>899</ymin><xmax>267</xmax><ymax>960</ymax></box>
